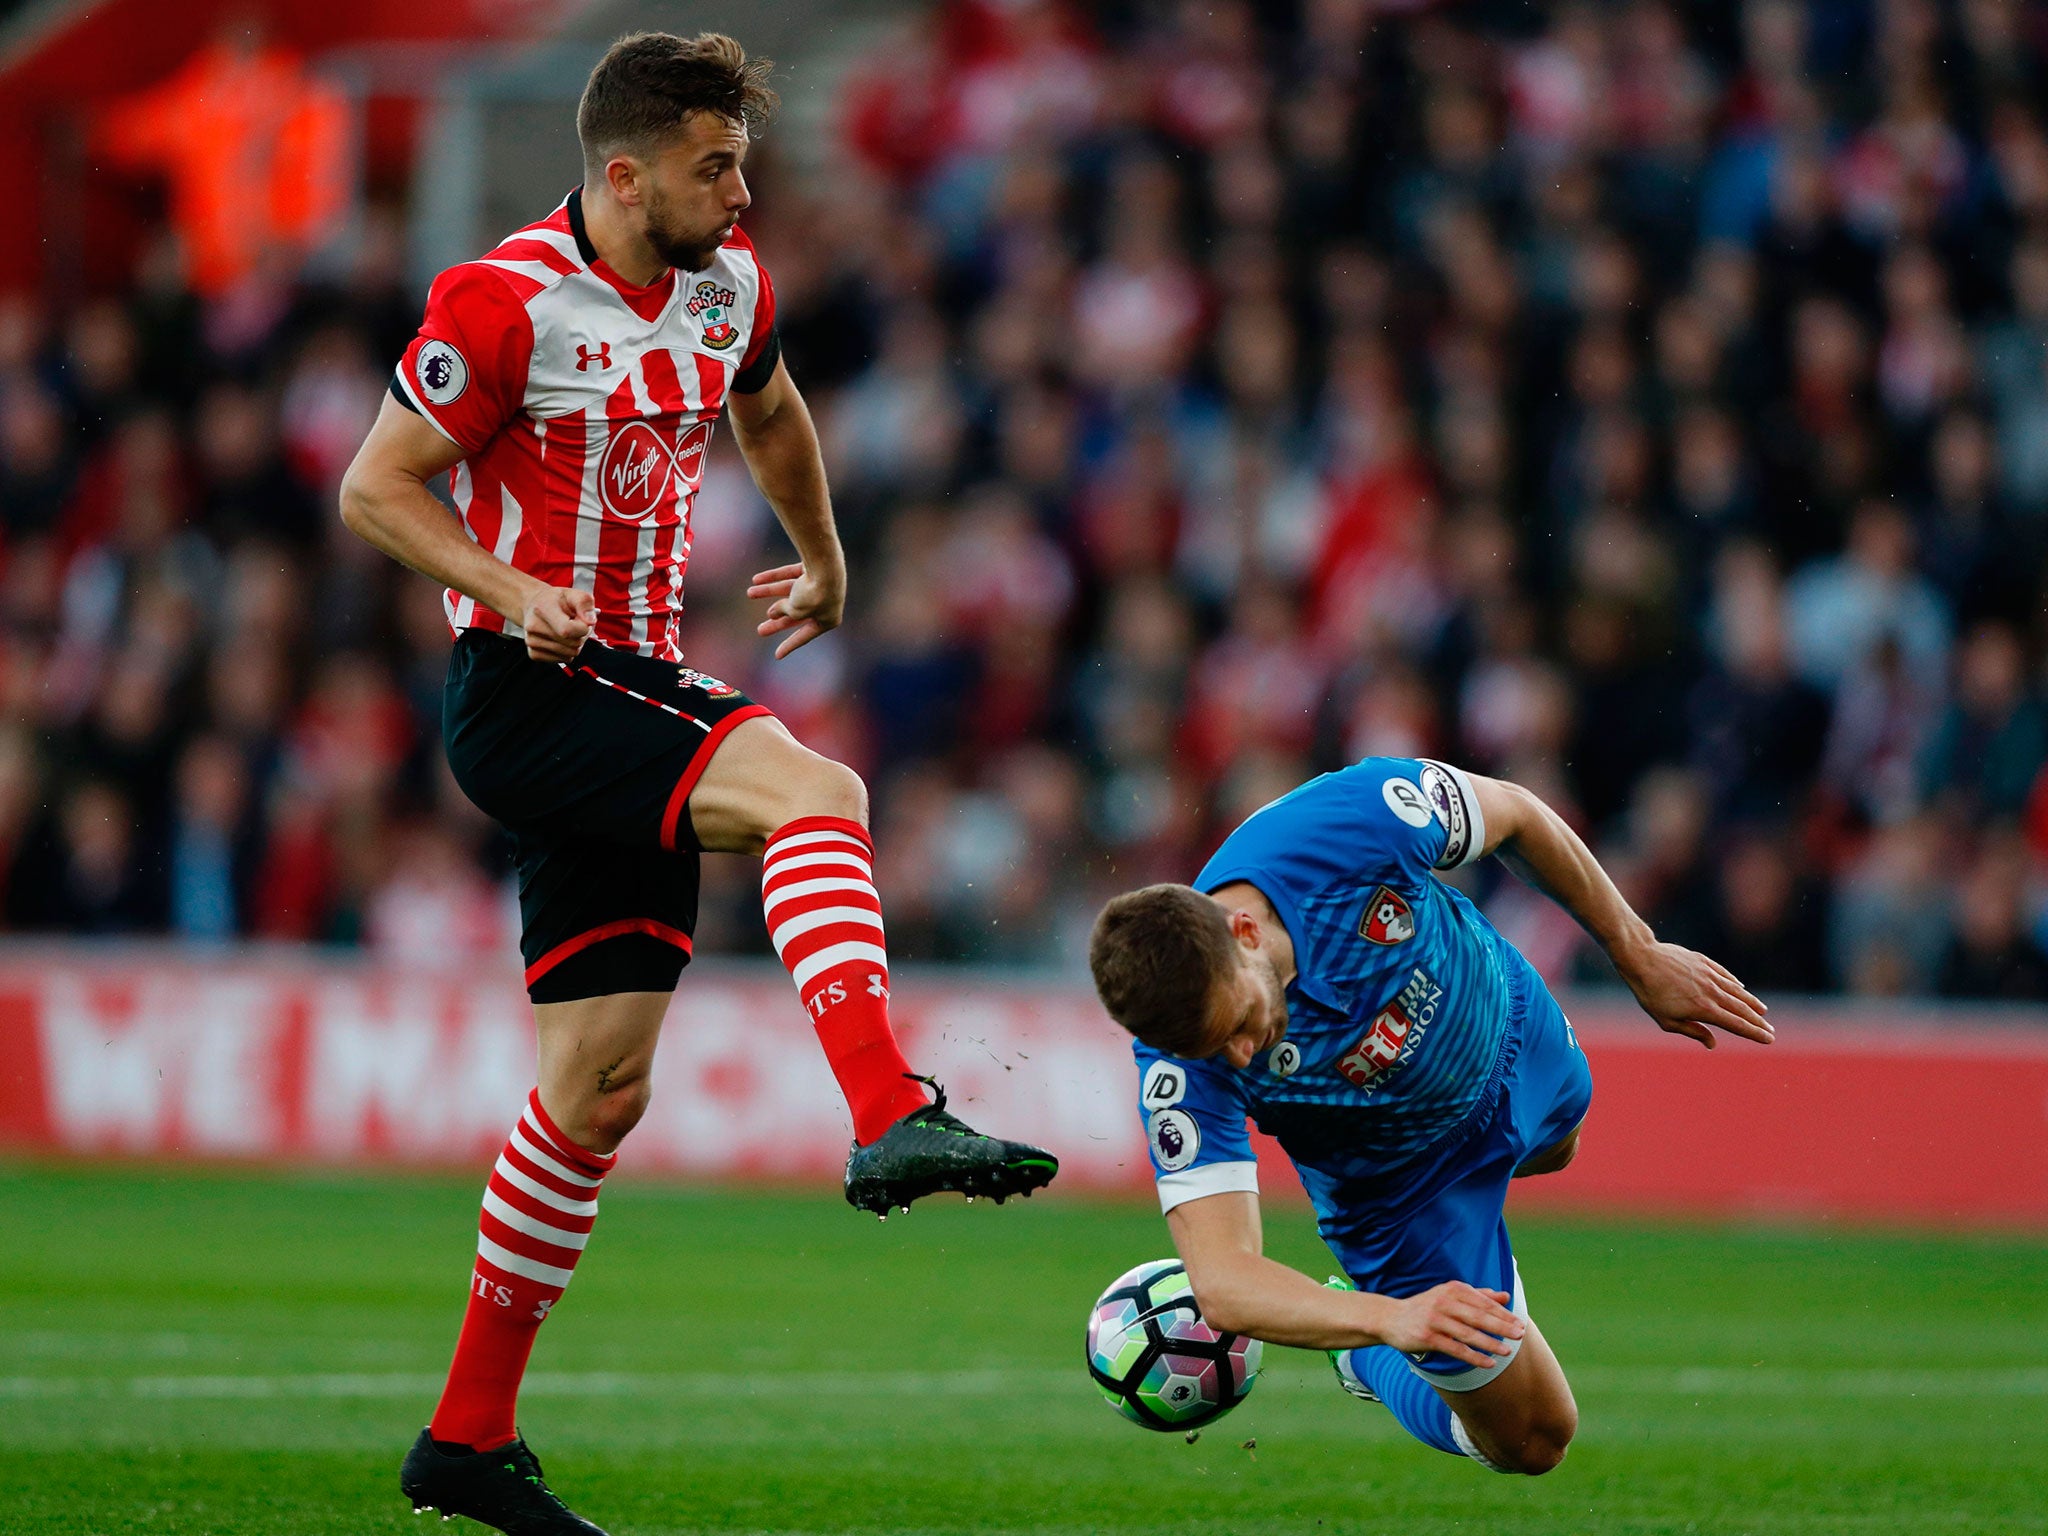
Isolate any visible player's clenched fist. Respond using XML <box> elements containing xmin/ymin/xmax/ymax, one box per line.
<box><xmin>1383</xmin><ymin>1281</ymin><xmax>1523</xmax><ymax>1370</ymax></box>
<box><xmin>521</xmin><ymin>585</ymin><xmax>595</xmax><ymax>663</ymax></box>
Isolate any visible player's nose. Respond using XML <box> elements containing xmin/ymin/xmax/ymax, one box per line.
<box><xmin>727</xmin><ymin>173</ymin><xmax>751</xmax><ymax>211</ymax></box>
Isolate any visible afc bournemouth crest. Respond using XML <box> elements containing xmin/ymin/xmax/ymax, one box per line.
<box><xmin>688</xmin><ymin>280</ymin><xmax>740</xmax><ymax>350</ymax></box>
<box><xmin>677</xmin><ymin>666</ymin><xmax>738</xmax><ymax>698</ymax></box>
<box><xmin>1360</xmin><ymin>885</ymin><xmax>1415</xmax><ymax>945</ymax></box>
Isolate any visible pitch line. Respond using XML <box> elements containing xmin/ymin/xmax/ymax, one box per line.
<box><xmin>1571</xmin><ymin>1365</ymin><xmax>2048</xmax><ymax>1397</ymax></box>
<box><xmin>0</xmin><ymin>1368</ymin><xmax>1073</xmax><ymax>1400</ymax></box>
<box><xmin>1</xmin><ymin>1366</ymin><xmax>2045</xmax><ymax>1401</ymax></box>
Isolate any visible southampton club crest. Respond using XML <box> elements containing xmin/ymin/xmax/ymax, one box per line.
<box><xmin>688</xmin><ymin>279</ymin><xmax>740</xmax><ymax>350</ymax></box>
<box><xmin>677</xmin><ymin>666</ymin><xmax>739</xmax><ymax>698</ymax></box>
<box><xmin>1360</xmin><ymin>884</ymin><xmax>1416</xmax><ymax>945</ymax></box>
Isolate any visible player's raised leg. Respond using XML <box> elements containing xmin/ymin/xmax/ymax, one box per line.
<box><xmin>686</xmin><ymin>716</ymin><xmax>920</xmax><ymax>1140</ymax></box>
<box><xmin>688</xmin><ymin>713</ymin><xmax>1059</xmax><ymax>1211</ymax></box>
<box><xmin>1431</xmin><ymin>1315</ymin><xmax>1578</xmax><ymax>1473</ymax></box>
<box><xmin>1323</xmin><ymin>1260</ymin><xmax>1574</xmax><ymax>1473</ymax></box>
<box><xmin>1335</xmin><ymin>1321</ymin><xmax>1576</xmax><ymax>1473</ymax></box>
<box><xmin>1334</xmin><ymin>963</ymin><xmax>1589</xmax><ymax>1471</ymax></box>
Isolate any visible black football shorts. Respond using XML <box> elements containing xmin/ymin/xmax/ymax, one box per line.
<box><xmin>443</xmin><ymin>630</ymin><xmax>774</xmax><ymax>1003</ymax></box>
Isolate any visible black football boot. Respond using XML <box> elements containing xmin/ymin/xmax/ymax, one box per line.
<box><xmin>842</xmin><ymin>1076</ymin><xmax>1059</xmax><ymax>1215</ymax></box>
<box><xmin>400</xmin><ymin>1429</ymin><xmax>608</xmax><ymax>1534</ymax></box>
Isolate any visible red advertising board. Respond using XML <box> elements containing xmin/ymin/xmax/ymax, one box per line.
<box><xmin>0</xmin><ymin>951</ymin><xmax>2043</xmax><ymax>1227</ymax></box>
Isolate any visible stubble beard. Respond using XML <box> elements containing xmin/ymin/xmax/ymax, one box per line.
<box><xmin>644</xmin><ymin>189</ymin><xmax>724</xmax><ymax>274</ymax></box>
<box><xmin>1259</xmin><ymin>955</ymin><xmax>1289</xmax><ymax>1046</ymax></box>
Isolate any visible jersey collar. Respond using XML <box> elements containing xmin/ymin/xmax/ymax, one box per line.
<box><xmin>1200</xmin><ymin>874</ymin><xmax>1346</xmax><ymax>1017</ymax></box>
<box><xmin>565</xmin><ymin>187</ymin><xmax>678</xmax><ymax>322</ymax></box>
<box><xmin>567</xmin><ymin>185</ymin><xmax>597</xmax><ymax>263</ymax></box>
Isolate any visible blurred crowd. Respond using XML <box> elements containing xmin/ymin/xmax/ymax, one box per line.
<box><xmin>4</xmin><ymin>0</ymin><xmax>2048</xmax><ymax>1001</ymax></box>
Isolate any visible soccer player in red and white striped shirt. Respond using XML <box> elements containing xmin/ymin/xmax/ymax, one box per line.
<box><xmin>339</xmin><ymin>33</ymin><xmax>1056</xmax><ymax>1536</ymax></box>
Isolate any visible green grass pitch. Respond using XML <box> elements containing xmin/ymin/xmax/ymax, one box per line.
<box><xmin>2</xmin><ymin>1162</ymin><xmax>2044</xmax><ymax>1535</ymax></box>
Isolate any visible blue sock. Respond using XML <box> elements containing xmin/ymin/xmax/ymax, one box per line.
<box><xmin>1347</xmin><ymin>1345</ymin><xmax>1464</xmax><ymax>1457</ymax></box>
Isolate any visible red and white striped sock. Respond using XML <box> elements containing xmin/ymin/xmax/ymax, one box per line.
<box><xmin>762</xmin><ymin>815</ymin><xmax>928</xmax><ymax>1144</ymax></box>
<box><xmin>429</xmin><ymin>1089</ymin><xmax>614</xmax><ymax>1451</ymax></box>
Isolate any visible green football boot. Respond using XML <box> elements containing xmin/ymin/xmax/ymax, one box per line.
<box><xmin>843</xmin><ymin>1076</ymin><xmax>1059</xmax><ymax>1215</ymax></box>
<box><xmin>400</xmin><ymin>1429</ymin><xmax>607</xmax><ymax>1534</ymax></box>
<box><xmin>1323</xmin><ymin>1274</ymin><xmax>1381</xmax><ymax>1403</ymax></box>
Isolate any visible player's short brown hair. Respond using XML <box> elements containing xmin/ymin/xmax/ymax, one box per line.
<box><xmin>577</xmin><ymin>31</ymin><xmax>779</xmax><ymax>172</ymax></box>
<box><xmin>1089</xmin><ymin>884</ymin><xmax>1237</xmax><ymax>1057</ymax></box>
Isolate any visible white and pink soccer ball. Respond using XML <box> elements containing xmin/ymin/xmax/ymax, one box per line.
<box><xmin>1085</xmin><ymin>1258</ymin><xmax>1262</xmax><ymax>1430</ymax></box>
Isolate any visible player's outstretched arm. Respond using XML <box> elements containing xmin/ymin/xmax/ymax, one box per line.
<box><xmin>728</xmin><ymin>358</ymin><xmax>845</xmax><ymax>659</ymax></box>
<box><xmin>1166</xmin><ymin>1191</ymin><xmax>1521</xmax><ymax>1366</ymax></box>
<box><xmin>1463</xmin><ymin>773</ymin><xmax>1774</xmax><ymax>1050</ymax></box>
<box><xmin>338</xmin><ymin>397</ymin><xmax>594</xmax><ymax>662</ymax></box>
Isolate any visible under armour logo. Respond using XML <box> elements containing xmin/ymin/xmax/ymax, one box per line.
<box><xmin>867</xmin><ymin>974</ymin><xmax>888</xmax><ymax>999</ymax></box>
<box><xmin>575</xmin><ymin>341</ymin><xmax>612</xmax><ymax>372</ymax></box>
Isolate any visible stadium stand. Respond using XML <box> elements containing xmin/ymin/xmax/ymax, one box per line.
<box><xmin>2</xmin><ymin>0</ymin><xmax>2045</xmax><ymax>999</ymax></box>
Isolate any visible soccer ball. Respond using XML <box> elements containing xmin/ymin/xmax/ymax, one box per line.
<box><xmin>1085</xmin><ymin>1258</ymin><xmax>1261</xmax><ymax>1431</ymax></box>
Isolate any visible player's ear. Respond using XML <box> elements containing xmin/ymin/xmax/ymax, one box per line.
<box><xmin>1226</xmin><ymin>908</ymin><xmax>1260</xmax><ymax>949</ymax></box>
<box><xmin>604</xmin><ymin>154</ymin><xmax>642</xmax><ymax>206</ymax></box>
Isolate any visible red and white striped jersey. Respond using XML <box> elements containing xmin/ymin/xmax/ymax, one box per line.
<box><xmin>394</xmin><ymin>188</ymin><xmax>779</xmax><ymax>661</ymax></box>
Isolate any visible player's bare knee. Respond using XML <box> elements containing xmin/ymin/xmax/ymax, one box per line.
<box><xmin>1514</xmin><ymin>1126</ymin><xmax>1581</xmax><ymax>1179</ymax></box>
<box><xmin>1542</xmin><ymin>1131</ymin><xmax>1581</xmax><ymax>1173</ymax></box>
<box><xmin>692</xmin><ymin>719</ymin><xmax>870</xmax><ymax>851</ymax></box>
<box><xmin>802</xmin><ymin>755</ymin><xmax>867</xmax><ymax>826</ymax></box>
<box><xmin>1505</xmin><ymin>1404</ymin><xmax>1577</xmax><ymax>1475</ymax></box>
<box><xmin>1510</xmin><ymin>1426</ymin><xmax>1573</xmax><ymax>1476</ymax></box>
<box><xmin>758</xmin><ymin>750</ymin><xmax>865</xmax><ymax>833</ymax></box>
<box><xmin>582</xmin><ymin>1076</ymin><xmax>651</xmax><ymax>1150</ymax></box>
<box><xmin>544</xmin><ymin>1053</ymin><xmax>653</xmax><ymax>1153</ymax></box>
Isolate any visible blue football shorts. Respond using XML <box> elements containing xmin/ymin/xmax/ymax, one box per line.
<box><xmin>1320</xmin><ymin>940</ymin><xmax>1592</xmax><ymax>1391</ymax></box>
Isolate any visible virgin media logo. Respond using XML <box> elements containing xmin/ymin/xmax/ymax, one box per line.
<box><xmin>598</xmin><ymin>420</ymin><xmax>709</xmax><ymax>521</ymax></box>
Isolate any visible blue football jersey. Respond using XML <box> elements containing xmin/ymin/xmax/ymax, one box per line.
<box><xmin>1134</xmin><ymin>758</ymin><xmax>1521</xmax><ymax>1222</ymax></box>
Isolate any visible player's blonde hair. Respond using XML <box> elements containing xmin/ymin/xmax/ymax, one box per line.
<box><xmin>577</xmin><ymin>32</ymin><xmax>779</xmax><ymax>173</ymax></box>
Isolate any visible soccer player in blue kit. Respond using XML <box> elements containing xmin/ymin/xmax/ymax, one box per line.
<box><xmin>1088</xmin><ymin>758</ymin><xmax>1774</xmax><ymax>1474</ymax></box>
